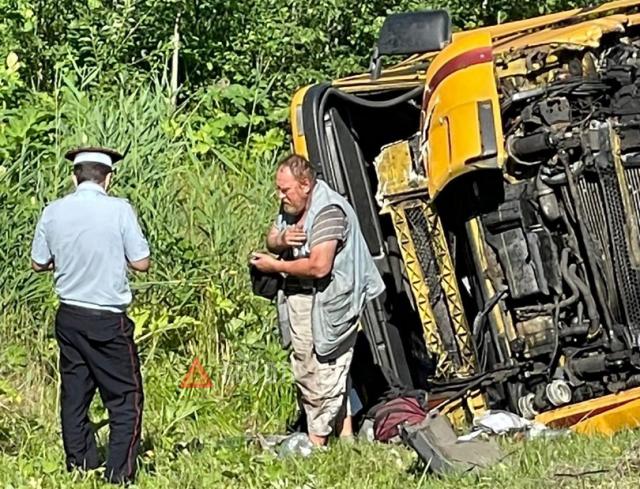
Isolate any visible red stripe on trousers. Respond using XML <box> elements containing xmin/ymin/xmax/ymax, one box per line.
<box><xmin>120</xmin><ymin>317</ymin><xmax>141</xmax><ymax>478</ymax></box>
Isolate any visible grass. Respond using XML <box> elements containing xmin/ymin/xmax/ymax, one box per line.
<box><xmin>3</xmin><ymin>69</ymin><xmax>640</xmax><ymax>489</ymax></box>
<box><xmin>2</xmin><ymin>332</ymin><xmax>640</xmax><ymax>488</ymax></box>
<box><xmin>3</xmin><ymin>369</ymin><xmax>640</xmax><ymax>489</ymax></box>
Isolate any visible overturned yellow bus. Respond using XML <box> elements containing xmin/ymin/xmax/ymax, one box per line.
<box><xmin>289</xmin><ymin>1</ymin><xmax>640</xmax><ymax>433</ymax></box>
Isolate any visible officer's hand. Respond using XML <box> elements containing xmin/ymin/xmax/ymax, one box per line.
<box><xmin>280</xmin><ymin>224</ymin><xmax>307</xmax><ymax>248</ymax></box>
<box><xmin>250</xmin><ymin>252</ymin><xmax>279</xmax><ymax>273</ymax></box>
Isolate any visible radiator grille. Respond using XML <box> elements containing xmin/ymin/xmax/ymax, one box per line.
<box><xmin>405</xmin><ymin>207</ymin><xmax>441</xmax><ymax>303</ymax></box>
<box><xmin>573</xmin><ymin>177</ymin><xmax>624</xmax><ymax>323</ymax></box>
<box><xmin>574</xmin><ymin>164</ymin><xmax>640</xmax><ymax>335</ymax></box>
<box><xmin>577</xmin><ymin>177</ymin><xmax>609</xmax><ymax>259</ymax></box>
<box><xmin>405</xmin><ymin>206</ymin><xmax>460</xmax><ymax>365</ymax></box>
<box><xmin>627</xmin><ymin>167</ymin><xmax>640</xmax><ymax>228</ymax></box>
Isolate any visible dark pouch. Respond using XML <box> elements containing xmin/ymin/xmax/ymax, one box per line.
<box><xmin>249</xmin><ymin>265</ymin><xmax>282</xmax><ymax>300</ymax></box>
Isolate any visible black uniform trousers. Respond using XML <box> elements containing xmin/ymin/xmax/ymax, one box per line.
<box><xmin>55</xmin><ymin>303</ymin><xmax>144</xmax><ymax>484</ymax></box>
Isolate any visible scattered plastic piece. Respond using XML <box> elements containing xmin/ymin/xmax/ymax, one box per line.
<box><xmin>276</xmin><ymin>432</ymin><xmax>316</xmax><ymax>458</ymax></box>
<box><xmin>457</xmin><ymin>409</ymin><xmax>567</xmax><ymax>441</ymax></box>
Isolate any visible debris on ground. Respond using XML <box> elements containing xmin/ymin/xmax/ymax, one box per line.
<box><xmin>358</xmin><ymin>418</ymin><xmax>375</xmax><ymax>442</ymax></box>
<box><xmin>458</xmin><ymin>410</ymin><xmax>568</xmax><ymax>441</ymax></box>
<box><xmin>252</xmin><ymin>432</ymin><xmax>317</xmax><ymax>458</ymax></box>
<box><xmin>401</xmin><ymin>413</ymin><xmax>503</xmax><ymax>475</ymax></box>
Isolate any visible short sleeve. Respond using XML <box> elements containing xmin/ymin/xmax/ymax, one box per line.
<box><xmin>31</xmin><ymin>211</ymin><xmax>52</xmax><ymax>265</ymax></box>
<box><xmin>121</xmin><ymin>203</ymin><xmax>150</xmax><ymax>262</ymax></box>
<box><xmin>309</xmin><ymin>205</ymin><xmax>346</xmax><ymax>248</ymax></box>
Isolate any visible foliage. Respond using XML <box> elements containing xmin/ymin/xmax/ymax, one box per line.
<box><xmin>0</xmin><ymin>0</ymin><xmax>629</xmax><ymax>487</ymax></box>
<box><xmin>0</xmin><ymin>1</ymin><xmax>597</xmax><ymax>95</ymax></box>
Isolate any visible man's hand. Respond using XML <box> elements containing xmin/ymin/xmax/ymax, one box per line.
<box><xmin>280</xmin><ymin>224</ymin><xmax>307</xmax><ymax>248</ymax></box>
<box><xmin>31</xmin><ymin>260</ymin><xmax>54</xmax><ymax>273</ymax></box>
<box><xmin>128</xmin><ymin>256</ymin><xmax>150</xmax><ymax>272</ymax></box>
<box><xmin>252</xmin><ymin>240</ymin><xmax>338</xmax><ymax>279</ymax></box>
<box><xmin>250</xmin><ymin>252</ymin><xmax>280</xmax><ymax>273</ymax></box>
<box><xmin>266</xmin><ymin>224</ymin><xmax>306</xmax><ymax>253</ymax></box>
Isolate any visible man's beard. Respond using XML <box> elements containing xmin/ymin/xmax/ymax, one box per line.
<box><xmin>283</xmin><ymin>203</ymin><xmax>302</xmax><ymax>215</ymax></box>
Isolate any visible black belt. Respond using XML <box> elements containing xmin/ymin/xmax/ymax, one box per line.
<box><xmin>283</xmin><ymin>286</ymin><xmax>314</xmax><ymax>296</ymax></box>
<box><xmin>59</xmin><ymin>302</ymin><xmax>125</xmax><ymax>318</ymax></box>
<box><xmin>282</xmin><ymin>278</ymin><xmax>314</xmax><ymax>296</ymax></box>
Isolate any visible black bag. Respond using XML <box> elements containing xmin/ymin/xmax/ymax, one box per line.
<box><xmin>249</xmin><ymin>265</ymin><xmax>282</xmax><ymax>300</ymax></box>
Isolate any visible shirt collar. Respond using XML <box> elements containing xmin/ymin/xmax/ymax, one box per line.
<box><xmin>76</xmin><ymin>181</ymin><xmax>107</xmax><ymax>195</ymax></box>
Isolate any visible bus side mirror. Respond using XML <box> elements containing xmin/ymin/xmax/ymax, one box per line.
<box><xmin>370</xmin><ymin>10</ymin><xmax>451</xmax><ymax>80</ymax></box>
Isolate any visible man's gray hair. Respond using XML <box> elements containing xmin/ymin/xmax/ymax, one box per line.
<box><xmin>277</xmin><ymin>154</ymin><xmax>317</xmax><ymax>183</ymax></box>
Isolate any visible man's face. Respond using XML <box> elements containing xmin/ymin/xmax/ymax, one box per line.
<box><xmin>276</xmin><ymin>166</ymin><xmax>311</xmax><ymax>215</ymax></box>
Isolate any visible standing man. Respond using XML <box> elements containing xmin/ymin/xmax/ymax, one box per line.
<box><xmin>31</xmin><ymin>147</ymin><xmax>150</xmax><ymax>484</ymax></box>
<box><xmin>251</xmin><ymin>154</ymin><xmax>385</xmax><ymax>446</ymax></box>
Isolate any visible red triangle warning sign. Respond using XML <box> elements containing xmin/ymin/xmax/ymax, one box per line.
<box><xmin>180</xmin><ymin>356</ymin><xmax>213</xmax><ymax>389</ymax></box>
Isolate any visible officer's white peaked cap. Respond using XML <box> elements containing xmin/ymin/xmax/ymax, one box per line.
<box><xmin>65</xmin><ymin>146</ymin><xmax>124</xmax><ymax>168</ymax></box>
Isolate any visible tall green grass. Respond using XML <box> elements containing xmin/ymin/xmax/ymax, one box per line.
<box><xmin>0</xmin><ymin>73</ymin><xmax>296</xmax><ymax>461</ymax></box>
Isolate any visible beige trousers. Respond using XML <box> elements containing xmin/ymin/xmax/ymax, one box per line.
<box><xmin>286</xmin><ymin>294</ymin><xmax>353</xmax><ymax>437</ymax></box>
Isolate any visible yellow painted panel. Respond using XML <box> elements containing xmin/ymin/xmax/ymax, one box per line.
<box><xmin>496</xmin><ymin>16</ymin><xmax>626</xmax><ymax>51</ymax></box>
<box><xmin>289</xmin><ymin>85</ymin><xmax>312</xmax><ymax>159</ymax></box>
<box><xmin>374</xmin><ymin>140</ymin><xmax>427</xmax><ymax>205</ymax></box>
<box><xmin>573</xmin><ymin>398</ymin><xmax>640</xmax><ymax>436</ymax></box>
<box><xmin>425</xmin><ymin>31</ymin><xmax>492</xmax><ymax>84</ymax></box>
<box><xmin>535</xmin><ymin>386</ymin><xmax>640</xmax><ymax>429</ymax></box>
<box><xmin>427</xmin><ymin>101</ymin><xmax>480</xmax><ymax>194</ymax></box>
<box><xmin>483</xmin><ymin>0</ymin><xmax>639</xmax><ymax>40</ymax></box>
<box><xmin>423</xmin><ymin>32</ymin><xmax>504</xmax><ymax>197</ymax></box>
<box><xmin>335</xmin><ymin>77</ymin><xmax>423</xmax><ymax>90</ymax></box>
<box><xmin>426</xmin><ymin>113</ymin><xmax>451</xmax><ymax>190</ymax></box>
<box><xmin>479</xmin><ymin>10</ymin><xmax>583</xmax><ymax>40</ymax></box>
<box><xmin>439</xmin><ymin>390</ymin><xmax>487</xmax><ymax>428</ymax></box>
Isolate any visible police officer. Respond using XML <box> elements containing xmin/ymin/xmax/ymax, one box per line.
<box><xmin>31</xmin><ymin>147</ymin><xmax>150</xmax><ymax>484</ymax></box>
